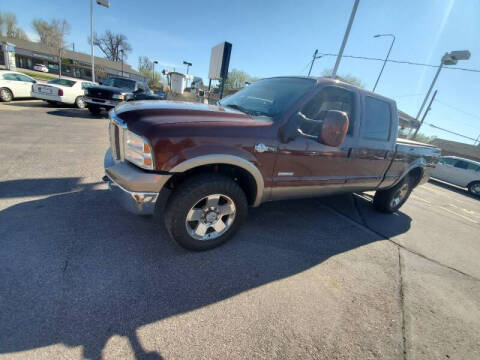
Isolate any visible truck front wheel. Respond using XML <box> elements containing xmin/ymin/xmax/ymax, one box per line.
<box><xmin>373</xmin><ymin>176</ymin><xmax>413</xmax><ymax>213</ymax></box>
<box><xmin>164</xmin><ymin>174</ymin><xmax>248</xmax><ymax>251</ymax></box>
<box><xmin>87</xmin><ymin>105</ymin><xmax>102</xmax><ymax>116</ymax></box>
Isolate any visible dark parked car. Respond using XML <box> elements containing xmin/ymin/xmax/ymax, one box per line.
<box><xmin>84</xmin><ymin>77</ymin><xmax>162</xmax><ymax>115</ymax></box>
<box><xmin>104</xmin><ymin>76</ymin><xmax>441</xmax><ymax>251</ymax></box>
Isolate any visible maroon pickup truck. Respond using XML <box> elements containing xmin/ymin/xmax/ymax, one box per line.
<box><xmin>104</xmin><ymin>77</ymin><xmax>440</xmax><ymax>250</ymax></box>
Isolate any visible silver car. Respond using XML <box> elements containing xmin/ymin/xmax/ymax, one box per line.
<box><xmin>432</xmin><ymin>156</ymin><xmax>480</xmax><ymax>195</ymax></box>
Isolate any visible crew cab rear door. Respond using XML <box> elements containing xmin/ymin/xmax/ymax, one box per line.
<box><xmin>347</xmin><ymin>94</ymin><xmax>396</xmax><ymax>189</ymax></box>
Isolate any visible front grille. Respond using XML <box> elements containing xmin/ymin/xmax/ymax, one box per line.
<box><xmin>89</xmin><ymin>88</ymin><xmax>113</xmax><ymax>100</ymax></box>
<box><xmin>109</xmin><ymin>114</ymin><xmax>126</xmax><ymax>160</ymax></box>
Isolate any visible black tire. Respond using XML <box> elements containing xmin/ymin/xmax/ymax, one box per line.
<box><xmin>467</xmin><ymin>181</ymin><xmax>480</xmax><ymax>196</ymax></box>
<box><xmin>88</xmin><ymin>105</ymin><xmax>102</xmax><ymax>115</ymax></box>
<box><xmin>164</xmin><ymin>173</ymin><xmax>248</xmax><ymax>251</ymax></box>
<box><xmin>373</xmin><ymin>176</ymin><xmax>413</xmax><ymax>213</ymax></box>
<box><xmin>0</xmin><ymin>88</ymin><xmax>13</xmax><ymax>102</ymax></box>
<box><xmin>75</xmin><ymin>96</ymin><xmax>86</xmax><ymax>109</ymax></box>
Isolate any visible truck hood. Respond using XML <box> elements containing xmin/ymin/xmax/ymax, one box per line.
<box><xmin>114</xmin><ymin>100</ymin><xmax>272</xmax><ymax>127</ymax></box>
<box><xmin>89</xmin><ymin>84</ymin><xmax>130</xmax><ymax>94</ymax></box>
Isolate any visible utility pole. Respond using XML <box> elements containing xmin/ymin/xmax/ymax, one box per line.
<box><xmin>308</xmin><ymin>49</ymin><xmax>318</xmax><ymax>76</ymax></box>
<box><xmin>120</xmin><ymin>49</ymin><xmax>124</xmax><ymax>77</ymax></box>
<box><xmin>412</xmin><ymin>50</ymin><xmax>470</xmax><ymax>139</ymax></box>
<box><xmin>412</xmin><ymin>90</ymin><xmax>437</xmax><ymax>139</ymax></box>
<box><xmin>332</xmin><ymin>0</ymin><xmax>360</xmax><ymax>78</ymax></box>
<box><xmin>152</xmin><ymin>60</ymin><xmax>158</xmax><ymax>82</ymax></box>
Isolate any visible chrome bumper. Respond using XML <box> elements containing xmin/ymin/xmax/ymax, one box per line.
<box><xmin>85</xmin><ymin>97</ymin><xmax>118</xmax><ymax>107</ymax></box>
<box><xmin>104</xmin><ymin>148</ymin><xmax>171</xmax><ymax>215</ymax></box>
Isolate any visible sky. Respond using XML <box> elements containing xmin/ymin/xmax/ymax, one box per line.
<box><xmin>2</xmin><ymin>0</ymin><xmax>480</xmax><ymax>144</ymax></box>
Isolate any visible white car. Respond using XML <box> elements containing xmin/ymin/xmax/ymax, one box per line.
<box><xmin>32</xmin><ymin>78</ymin><xmax>96</xmax><ymax>108</ymax></box>
<box><xmin>432</xmin><ymin>156</ymin><xmax>480</xmax><ymax>195</ymax></box>
<box><xmin>33</xmin><ymin>64</ymin><xmax>49</xmax><ymax>73</ymax></box>
<box><xmin>0</xmin><ymin>71</ymin><xmax>37</xmax><ymax>102</ymax></box>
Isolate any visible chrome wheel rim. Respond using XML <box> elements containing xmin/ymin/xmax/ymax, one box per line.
<box><xmin>76</xmin><ymin>97</ymin><xmax>85</xmax><ymax>108</ymax></box>
<box><xmin>185</xmin><ymin>194</ymin><xmax>236</xmax><ymax>241</ymax></box>
<box><xmin>471</xmin><ymin>183</ymin><xmax>480</xmax><ymax>195</ymax></box>
<box><xmin>391</xmin><ymin>183</ymin><xmax>409</xmax><ymax>208</ymax></box>
<box><xmin>1</xmin><ymin>89</ymin><xmax>12</xmax><ymax>101</ymax></box>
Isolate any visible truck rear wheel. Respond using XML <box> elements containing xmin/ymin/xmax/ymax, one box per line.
<box><xmin>373</xmin><ymin>176</ymin><xmax>413</xmax><ymax>213</ymax></box>
<box><xmin>164</xmin><ymin>174</ymin><xmax>248</xmax><ymax>251</ymax></box>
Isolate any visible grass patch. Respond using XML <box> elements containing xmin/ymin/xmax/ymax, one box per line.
<box><xmin>18</xmin><ymin>70</ymin><xmax>56</xmax><ymax>81</ymax></box>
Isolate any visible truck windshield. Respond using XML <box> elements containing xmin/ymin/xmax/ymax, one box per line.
<box><xmin>219</xmin><ymin>78</ymin><xmax>315</xmax><ymax>118</ymax></box>
<box><xmin>102</xmin><ymin>77</ymin><xmax>136</xmax><ymax>90</ymax></box>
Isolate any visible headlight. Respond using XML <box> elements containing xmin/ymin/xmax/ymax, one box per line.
<box><xmin>112</xmin><ymin>94</ymin><xmax>125</xmax><ymax>100</ymax></box>
<box><xmin>125</xmin><ymin>130</ymin><xmax>154</xmax><ymax>170</ymax></box>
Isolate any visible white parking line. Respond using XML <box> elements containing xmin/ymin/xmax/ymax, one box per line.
<box><xmin>439</xmin><ymin>206</ymin><xmax>479</xmax><ymax>224</ymax></box>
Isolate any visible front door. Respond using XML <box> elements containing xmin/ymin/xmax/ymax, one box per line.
<box><xmin>13</xmin><ymin>74</ymin><xmax>35</xmax><ymax>97</ymax></box>
<box><xmin>272</xmin><ymin>85</ymin><xmax>358</xmax><ymax>200</ymax></box>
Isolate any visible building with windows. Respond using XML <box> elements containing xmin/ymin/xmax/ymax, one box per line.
<box><xmin>0</xmin><ymin>36</ymin><xmax>144</xmax><ymax>82</ymax></box>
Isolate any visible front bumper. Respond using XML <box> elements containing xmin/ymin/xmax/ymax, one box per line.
<box><xmin>85</xmin><ymin>97</ymin><xmax>119</xmax><ymax>108</ymax></box>
<box><xmin>104</xmin><ymin>148</ymin><xmax>171</xmax><ymax>215</ymax></box>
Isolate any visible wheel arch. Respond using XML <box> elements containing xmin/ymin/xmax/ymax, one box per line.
<box><xmin>0</xmin><ymin>87</ymin><xmax>14</xmax><ymax>99</ymax></box>
<box><xmin>167</xmin><ymin>155</ymin><xmax>264</xmax><ymax>206</ymax></box>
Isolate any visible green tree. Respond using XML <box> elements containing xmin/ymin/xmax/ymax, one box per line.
<box><xmin>218</xmin><ymin>69</ymin><xmax>259</xmax><ymax>95</ymax></box>
<box><xmin>138</xmin><ymin>56</ymin><xmax>164</xmax><ymax>88</ymax></box>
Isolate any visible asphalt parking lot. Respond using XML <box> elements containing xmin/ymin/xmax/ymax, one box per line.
<box><xmin>0</xmin><ymin>100</ymin><xmax>479</xmax><ymax>360</ymax></box>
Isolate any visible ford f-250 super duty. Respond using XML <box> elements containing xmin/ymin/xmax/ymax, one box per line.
<box><xmin>104</xmin><ymin>77</ymin><xmax>440</xmax><ymax>250</ymax></box>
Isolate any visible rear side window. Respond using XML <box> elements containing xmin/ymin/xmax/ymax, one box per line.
<box><xmin>362</xmin><ymin>96</ymin><xmax>392</xmax><ymax>141</ymax></box>
<box><xmin>441</xmin><ymin>157</ymin><xmax>456</xmax><ymax>165</ymax></box>
<box><xmin>467</xmin><ymin>163</ymin><xmax>480</xmax><ymax>171</ymax></box>
<box><xmin>3</xmin><ymin>73</ymin><xmax>17</xmax><ymax>80</ymax></box>
<box><xmin>454</xmin><ymin>160</ymin><xmax>468</xmax><ymax>169</ymax></box>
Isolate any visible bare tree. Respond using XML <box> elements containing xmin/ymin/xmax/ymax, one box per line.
<box><xmin>0</xmin><ymin>12</ymin><xmax>29</xmax><ymax>40</ymax></box>
<box><xmin>32</xmin><ymin>18</ymin><xmax>70</xmax><ymax>77</ymax></box>
<box><xmin>90</xmin><ymin>30</ymin><xmax>132</xmax><ymax>62</ymax></box>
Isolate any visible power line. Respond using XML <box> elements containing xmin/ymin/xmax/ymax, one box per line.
<box><xmin>314</xmin><ymin>52</ymin><xmax>480</xmax><ymax>73</ymax></box>
<box><xmin>425</xmin><ymin>123</ymin><xmax>479</xmax><ymax>142</ymax></box>
<box><xmin>433</xmin><ymin>99</ymin><xmax>480</xmax><ymax>122</ymax></box>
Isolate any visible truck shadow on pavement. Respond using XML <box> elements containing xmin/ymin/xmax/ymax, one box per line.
<box><xmin>0</xmin><ymin>178</ymin><xmax>411</xmax><ymax>360</ymax></box>
<box><xmin>47</xmin><ymin>109</ymin><xmax>108</xmax><ymax>119</ymax></box>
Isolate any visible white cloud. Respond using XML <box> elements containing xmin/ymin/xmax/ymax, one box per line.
<box><xmin>25</xmin><ymin>31</ymin><xmax>40</xmax><ymax>42</ymax></box>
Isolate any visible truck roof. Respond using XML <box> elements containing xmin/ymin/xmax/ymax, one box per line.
<box><xmin>262</xmin><ymin>76</ymin><xmax>396</xmax><ymax>104</ymax></box>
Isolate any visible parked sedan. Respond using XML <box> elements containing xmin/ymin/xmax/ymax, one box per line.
<box><xmin>0</xmin><ymin>70</ymin><xmax>36</xmax><ymax>102</ymax></box>
<box><xmin>33</xmin><ymin>64</ymin><xmax>49</xmax><ymax>73</ymax></box>
<box><xmin>432</xmin><ymin>156</ymin><xmax>480</xmax><ymax>195</ymax></box>
<box><xmin>32</xmin><ymin>78</ymin><xmax>96</xmax><ymax>108</ymax></box>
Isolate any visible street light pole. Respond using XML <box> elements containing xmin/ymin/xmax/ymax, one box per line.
<box><xmin>308</xmin><ymin>49</ymin><xmax>318</xmax><ymax>76</ymax></box>
<box><xmin>120</xmin><ymin>49</ymin><xmax>124</xmax><ymax>77</ymax></box>
<box><xmin>183</xmin><ymin>60</ymin><xmax>192</xmax><ymax>86</ymax></box>
<box><xmin>332</xmin><ymin>0</ymin><xmax>360</xmax><ymax>78</ymax></box>
<box><xmin>90</xmin><ymin>0</ymin><xmax>94</xmax><ymax>82</ymax></box>
<box><xmin>372</xmin><ymin>34</ymin><xmax>395</xmax><ymax>92</ymax></box>
<box><xmin>412</xmin><ymin>50</ymin><xmax>471</xmax><ymax>139</ymax></box>
<box><xmin>90</xmin><ymin>0</ymin><xmax>110</xmax><ymax>83</ymax></box>
<box><xmin>152</xmin><ymin>60</ymin><xmax>158</xmax><ymax>83</ymax></box>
